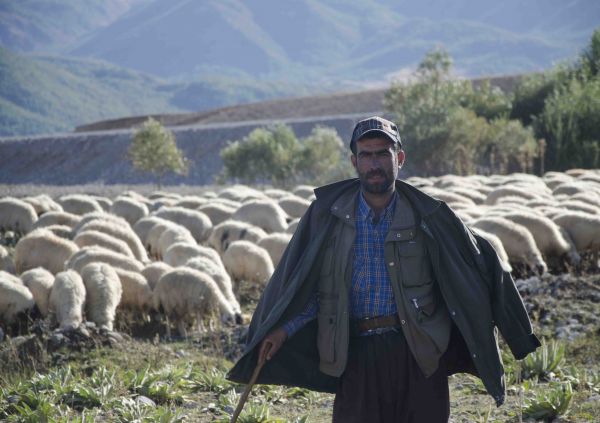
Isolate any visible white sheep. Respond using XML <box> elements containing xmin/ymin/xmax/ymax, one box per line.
<box><xmin>110</xmin><ymin>197</ymin><xmax>149</xmax><ymax>226</ymax></box>
<box><xmin>232</xmin><ymin>199</ymin><xmax>288</xmax><ymax>233</ymax></box>
<box><xmin>264</xmin><ymin>188</ymin><xmax>291</xmax><ymax>200</ymax></box>
<box><xmin>163</xmin><ymin>242</ymin><xmax>221</xmax><ymax>267</ymax></box>
<box><xmin>1</xmin><ymin>269</ymin><xmax>23</xmax><ymax>285</ymax></box>
<box><xmin>257</xmin><ymin>233</ymin><xmax>292</xmax><ymax>267</ymax></box>
<box><xmin>80</xmin><ymin>262</ymin><xmax>122</xmax><ymax>331</ymax></box>
<box><xmin>197</xmin><ymin>203</ymin><xmax>236</xmax><ymax>226</ymax></box>
<box><xmin>146</xmin><ymin>219</ymin><xmax>181</xmax><ymax>258</ymax></box>
<box><xmin>0</xmin><ymin>245</ymin><xmax>16</xmax><ymax>274</ymax></box>
<box><xmin>173</xmin><ymin>196</ymin><xmax>207</xmax><ymax>209</ymax></box>
<box><xmin>20</xmin><ymin>267</ymin><xmax>54</xmax><ymax>317</ymax></box>
<box><xmin>222</xmin><ymin>240</ymin><xmax>274</xmax><ymax>286</ymax></box>
<box><xmin>71</xmin><ymin>212</ymin><xmax>128</xmax><ymax>234</ymax></box>
<box><xmin>65</xmin><ymin>246</ymin><xmax>144</xmax><ymax>274</ymax></box>
<box><xmin>559</xmin><ymin>200</ymin><xmax>600</xmax><ymax>215</ymax></box>
<box><xmin>0</xmin><ymin>274</ymin><xmax>35</xmax><ymax>325</ymax></box>
<box><xmin>76</xmin><ymin>219</ymin><xmax>148</xmax><ymax>262</ymax></box>
<box><xmin>218</xmin><ymin>185</ymin><xmax>264</xmax><ymax>202</ymax></box>
<box><xmin>132</xmin><ymin>216</ymin><xmax>172</xmax><ymax>247</ymax></box>
<box><xmin>32</xmin><ymin>211</ymin><xmax>81</xmax><ymax>230</ymax></box>
<box><xmin>470</xmin><ymin>228</ymin><xmax>512</xmax><ymax>272</ymax></box>
<box><xmin>484</xmin><ymin>186</ymin><xmax>545</xmax><ymax>206</ymax></box>
<box><xmin>148</xmin><ymin>191</ymin><xmax>182</xmax><ymax>201</ymax></box>
<box><xmin>500</xmin><ymin>212</ymin><xmax>580</xmax><ymax>265</ymax></box>
<box><xmin>472</xmin><ymin>217</ymin><xmax>547</xmax><ymax>274</ymax></box>
<box><xmin>185</xmin><ymin>256</ymin><xmax>242</xmax><ymax>318</ymax></box>
<box><xmin>142</xmin><ymin>262</ymin><xmax>172</xmax><ymax>291</ymax></box>
<box><xmin>153</xmin><ymin>206</ymin><xmax>213</xmax><ymax>243</ymax></box>
<box><xmin>553</xmin><ymin>212</ymin><xmax>600</xmax><ymax>259</ymax></box>
<box><xmin>153</xmin><ymin>267</ymin><xmax>237</xmax><ymax>337</ymax></box>
<box><xmin>286</xmin><ymin>218</ymin><xmax>300</xmax><ymax>234</ymax></box>
<box><xmin>156</xmin><ymin>225</ymin><xmax>196</xmax><ymax>260</ymax></box>
<box><xmin>43</xmin><ymin>224</ymin><xmax>74</xmax><ymax>239</ymax></box>
<box><xmin>74</xmin><ymin>230</ymin><xmax>135</xmax><ymax>258</ymax></box>
<box><xmin>90</xmin><ymin>196</ymin><xmax>113</xmax><ymax>212</ymax></box>
<box><xmin>48</xmin><ymin>270</ymin><xmax>86</xmax><ymax>331</ymax></box>
<box><xmin>58</xmin><ymin>194</ymin><xmax>104</xmax><ymax>215</ymax></box>
<box><xmin>22</xmin><ymin>194</ymin><xmax>63</xmax><ymax>216</ymax></box>
<box><xmin>113</xmin><ymin>268</ymin><xmax>153</xmax><ymax>312</ymax></box>
<box><xmin>14</xmin><ymin>229</ymin><xmax>79</xmax><ymax>274</ymax></box>
<box><xmin>278</xmin><ymin>195</ymin><xmax>311</xmax><ymax>219</ymax></box>
<box><xmin>0</xmin><ymin>197</ymin><xmax>38</xmax><ymax>234</ymax></box>
<box><xmin>292</xmin><ymin>185</ymin><xmax>315</xmax><ymax>199</ymax></box>
<box><xmin>207</xmin><ymin>220</ymin><xmax>267</xmax><ymax>254</ymax></box>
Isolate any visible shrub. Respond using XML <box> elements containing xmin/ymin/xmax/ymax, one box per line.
<box><xmin>523</xmin><ymin>381</ymin><xmax>573</xmax><ymax>420</ymax></box>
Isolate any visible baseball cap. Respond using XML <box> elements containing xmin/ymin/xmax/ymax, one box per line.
<box><xmin>350</xmin><ymin>116</ymin><xmax>402</xmax><ymax>152</ymax></box>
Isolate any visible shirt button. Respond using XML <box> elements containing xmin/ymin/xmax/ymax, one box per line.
<box><xmin>451</xmin><ymin>311</ymin><xmax>456</xmax><ymax>316</ymax></box>
<box><xmin>401</xmin><ymin>320</ymin><xmax>406</xmax><ymax>325</ymax></box>
<box><xmin>396</xmin><ymin>233</ymin><xmax>402</xmax><ymax>238</ymax></box>
<box><xmin>346</xmin><ymin>214</ymin><xmax>350</xmax><ymax>219</ymax></box>
<box><xmin>388</xmin><ymin>261</ymin><xmax>395</xmax><ymax>266</ymax></box>
<box><xmin>472</xmin><ymin>353</ymin><xmax>477</xmax><ymax>358</ymax></box>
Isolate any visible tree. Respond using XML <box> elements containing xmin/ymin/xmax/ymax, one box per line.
<box><xmin>129</xmin><ymin>118</ymin><xmax>188</xmax><ymax>186</ymax></box>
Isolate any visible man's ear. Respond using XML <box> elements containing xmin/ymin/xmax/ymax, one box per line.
<box><xmin>351</xmin><ymin>154</ymin><xmax>357</xmax><ymax>170</ymax></box>
<box><xmin>397</xmin><ymin>149</ymin><xmax>406</xmax><ymax>169</ymax></box>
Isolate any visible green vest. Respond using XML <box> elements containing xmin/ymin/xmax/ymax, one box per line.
<box><xmin>316</xmin><ymin>189</ymin><xmax>452</xmax><ymax>377</ymax></box>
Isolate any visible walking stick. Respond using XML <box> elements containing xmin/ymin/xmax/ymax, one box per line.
<box><xmin>231</xmin><ymin>344</ymin><xmax>271</xmax><ymax>423</ymax></box>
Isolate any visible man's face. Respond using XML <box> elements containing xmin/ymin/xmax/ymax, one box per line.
<box><xmin>351</xmin><ymin>136</ymin><xmax>405</xmax><ymax>194</ymax></box>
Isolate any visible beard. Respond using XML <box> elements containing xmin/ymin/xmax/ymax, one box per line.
<box><xmin>358</xmin><ymin>167</ymin><xmax>395</xmax><ymax>194</ymax></box>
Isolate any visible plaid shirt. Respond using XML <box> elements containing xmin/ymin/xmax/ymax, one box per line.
<box><xmin>283</xmin><ymin>192</ymin><xmax>398</xmax><ymax>337</ymax></box>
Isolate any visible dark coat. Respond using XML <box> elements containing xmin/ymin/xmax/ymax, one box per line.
<box><xmin>227</xmin><ymin>178</ymin><xmax>540</xmax><ymax>406</ymax></box>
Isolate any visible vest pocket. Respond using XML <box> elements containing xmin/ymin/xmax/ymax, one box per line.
<box><xmin>397</xmin><ymin>241</ymin><xmax>432</xmax><ymax>287</ymax></box>
<box><xmin>317</xmin><ymin>312</ymin><xmax>337</xmax><ymax>363</ymax></box>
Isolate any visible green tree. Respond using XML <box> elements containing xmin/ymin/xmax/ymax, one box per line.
<box><xmin>128</xmin><ymin>118</ymin><xmax>188</xmax><ymax>186</ymax></box>
<box><xmin>297</xmin><ymin>126</ymin><xmax>354</xmax><ymax>184</ymax></box>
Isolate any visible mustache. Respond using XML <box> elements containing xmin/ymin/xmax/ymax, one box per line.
<box><xmin>366</xmin><ymin>169</ymin><xmax>386</xmax><ymax>178</ymax></box>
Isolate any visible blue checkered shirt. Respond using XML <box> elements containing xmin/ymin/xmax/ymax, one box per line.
<box><xmin>283</xmin><ymin>192</ymin><xmax>398</xmax><ymax>337</ymax></box>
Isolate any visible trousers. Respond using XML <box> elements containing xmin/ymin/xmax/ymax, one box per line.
<box><xmin>332</xmin><ymin>329</ymin><xmax>450</xmax><ymax>423</ymax></box>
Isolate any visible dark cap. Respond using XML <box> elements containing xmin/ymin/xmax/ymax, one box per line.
<box><xmin>350</xmin><ymin>116</ymin><xmax>402</xmax><ymax>153</ymax></box>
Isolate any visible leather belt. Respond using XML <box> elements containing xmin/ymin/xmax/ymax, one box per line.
<box><xmin>351</xmin><ymin>314</ymin><xmax>401</xmax><ymax>336</ymax></box>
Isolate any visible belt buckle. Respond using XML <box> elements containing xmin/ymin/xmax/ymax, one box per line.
<box><xmin>363</xmin><ymin>326</ymin><xmax>398</xmax><ymax>336</ymax></box>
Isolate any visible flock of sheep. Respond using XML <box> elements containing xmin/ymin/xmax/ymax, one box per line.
<box><xmin>0</xmin><ymin>168</ymin><xmax>599</xmax><ymax>339</ymax></box>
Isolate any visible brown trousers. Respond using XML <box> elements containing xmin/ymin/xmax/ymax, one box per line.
<box><xmin>332</xmin><ymin>329</ymin><xmax>450</xmax><ymax>423</ymax></box>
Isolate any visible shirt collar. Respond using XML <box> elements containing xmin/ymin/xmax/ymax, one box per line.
<box><xmin>357</xmin><ymin>191</ymin><xmax>397</xmax><ymax>224</ymax></box>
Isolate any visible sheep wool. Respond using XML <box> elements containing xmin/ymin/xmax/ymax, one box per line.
<box><xmin>0</xmin><ymin>197</ymin><xmax>38</xmax><ymax>234</ymax></box>
<box><xmin>32</xmin><ymin>211</ymin><xmax>81</xmax><ymax>230</ymax></box>
<box><xmin>76</xmin><ymin>219</ymin><xmax>148</xmax><ymax>263</ymax></box>
<box><xmin>110</xmin><ymin>197</ymin><xmax>149</xmax><ymax>226</ymax></box>
<box><xmin>163</xmin><ymin>242</ymin><xmax>221</xmax><ymax>268</ymax></box>
<box><xmin>278</xmin><ymin>195</ymin><xmax>311</xmax><ymax>219</ymax></box>
<box><xmin>114</xmin><ymin>268</ymin><xmax>153</xmax><ymax>310</ymax></box>
<box><xmin>14</xmin><ymin>229</ymin><xmax>79</xmax><ymax>274</ymax></box>
<box><xmin>185</xmin><ymin>256</ymin><xmax>241</xmax><ymax>315</ymax></box>
<box><xmin>43</xmin><ymin>225</ymin><xmax>74</xmax><ymax>239</ymax></box>
<box><xmin>292</xmin><ymin>185</ymin><xmax>315</xmax><ymax>199</ymax></box>
<box><xmin>58</xmin><ymin>194</ymin><xmax>104</xmax><ymax>215</ymax></box>
<box><xmin>80</xmin><ymin>262</ymin><xmax>122</xmax><ymax>331</ymax></box>
<box><xmin>257</xmin><ymin>233</ymin><xmax>292</xmax><ymax>267</ymax></box>
<box><xmin>232</xmin><ymin>200</ymin><xmax>289</xmax><ymax>233</ymax></box>
<box><xmin>208</xmin><ymin>220</ymin><xmax>267</xmax><ymax>254</ymax></box>
<box><xmin>197</xmin><ymin>203</ymin><xmax>236</xmax><ymax>226</ymax></box>
<box><xmin>470</xmin><ymin>228</ymin><xmax>512</xmax><ymax>272</ymax></box>
<box><xmin>156</xmin><ymin>225</ymin><xmax>196</xmax><ymax>260</ymax></box>
<box><xmin>49</xmin><ymin>270</ymin><xmax>86</xmax><ymax>330</ymax></box>
<box><xmin>65</xmin><ymin>246</ymin><xmax>144</xmax><ymax>274</ymax></box>
<box><xmin>22</xmin><ymin>194</ymin><xmax>63</xmax><ymax>216</ymax></box>
<box><xmin>20</xmin><ymin>267</ymin><xmax>54</xmax><ymax>316</ymax></box>
<box><xmin>0</xmin><ymin>275</ymin><xmax>35</xmax><ymax>324</ymax></box>
<box><xmin>153</xmin><ymin>267</ymin><xmax>236</xmax><ymax>336</ymax></box>
<box><xmin>74</xmin><ymin>230</ymin><xmax>135</xmax><ymax>258</ymax></box>
<box><xmin>153</xmin><ymin>206</ymin><xmax>213</xmax><ymax>243</ymax></box>
<box><xmin>553</xmin><ymin>212</ymin><xmax>600</xmax><ymax>255</ymax></box>
<box><xmin>142</xmin><ymin>262</ymin><xmax>172</xmax><ymax>291</ymax></box>
<box><xmin>222</xmin><ymin>240</ymin><xmax>274</xmax><ymax>285</ymax></box>
<box><xmin>132</xmin><ymin>216</ymin><xmax>172</xmax><ymax>247</ymax></box>
<box><xmin>0</xmin><ymin>245</ymin><xmax>16</xmax><ymax>274</ymax></box>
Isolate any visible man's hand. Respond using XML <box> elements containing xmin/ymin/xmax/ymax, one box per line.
<box><xmin>258</xmin><ymin>327</ymin><xmax>288</xmax><ymax>364</ymax></box>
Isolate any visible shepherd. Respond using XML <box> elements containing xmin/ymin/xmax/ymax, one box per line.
<box><xmin>228</xmin><ymin>116</ymin><xmax>540</xmax><ymax>422</ymax></box>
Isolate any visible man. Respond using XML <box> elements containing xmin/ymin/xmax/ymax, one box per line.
<box><xmin>228</xmin><ymin>116</ymin><xmax>540</xmax><ymax>422</ymax></box>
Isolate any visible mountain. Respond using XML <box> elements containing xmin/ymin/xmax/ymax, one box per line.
<box><xmin>69</xmin><ymin>0</ymin><xmax>600</xmax><ymax>79</ymax></box>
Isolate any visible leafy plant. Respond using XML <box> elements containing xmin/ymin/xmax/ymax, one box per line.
<box><xmin>521</xmin><ymin>339</ymin><xmax>565</xmax><ymax>380</ymax></box>
<box><xmin>523</xmin><ymin>381</ymin><xmax>573</xmax><ymax>420</ymax></box>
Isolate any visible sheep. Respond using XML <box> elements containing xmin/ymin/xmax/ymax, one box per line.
<box><xmin>232</xmin><ymin>199</ymin><xmax>288</xmax><ymax>233</ymax></box>
<box><xmin>80</xmin><ymin>263</ymin><xmax>122</xmax><ymax>331</ymax></box>
<box><xmin>0</xmin><ymin>274</ymin><xmax>35</xmax><ymax>325</ymax></box>
<box><xmin>197</xmin><ymin>203</ymin><xmax>236</xmax><ymax>226</ymax></box>
<box><xmin>132</xmin><ymin>216</ymin><xmax>172</xmax><ymax>247</ymax></box>
<box><xmin>57</xmin><ymin>194</ymin><xmax>104</xmax><ymax>215</ymax></box>
<box><xmin>559</xmin><ymin>200</ymin><xmax>600</xmax><ymax>215</ymax></box>
<box><xmin>20</xmin><ymin>267</ymin><xmax>54</xmax><ymax>316</ymax></box>
<box><xmin>22</xmin><ymin>194</ymin><xmax>62</xmax><ymax>215</ymax></box>
<box><xmin>153</xmin><ymin>267</ymin><xmax>237</xmax><ymax>336</ymax></box>
<box><xmin>76</xmin><ymin>219</ymin><xmax>148</xmax><ymax>262</ymax></box>
<box><xmin>222</xmin><ymin>240</ymin><xmax>274</xmax><ymax>286</ymax></box>
<box><xmin>0</xmin><ymin>245</ymin><xmax>16</xmax><ymax>274</ymax></box>
<box><xmin>257</xmin><ymin>233</ymin><xmax>292</xmax><ymax>267</ymax></box>
<box><xmin>264</xmin><ymin>189</ymin><xmax>292</xmax><ymax>200</ymax></box>
<box><xmin>292</xmin><ymin>185</ymin><xmax>315</xmax><ymax>199</ymax></box>
<box><xmin>44</xmin><ymin>225</ymin><xmax>74</xmax><ymax>239</ymax></box>
<box><xmin>1</xmin><ymin>270</ymin><xmax>23</xmax><ymax>285</ymax></box>
<box><xmin>500</xmin><ymin>211</ymin><xmax>580</xmax><ymax>265</ymax></box>
<box><xmin>146</xmin><ymin>219</ymin><xmax>179</xmax><ymax>258</ymax></box>
<box><xmin>148</xmin><ymin>191</ymin><xmax>181</xmax><ymax>201</ymax></box>
<box><xmin>553</xmin><ymin>181</ymin><xmax>600</xmax><ymax>197</ymax></box>
<box><xmin>142</xmin><ymin>262</ymin><xmax>172</xmax><ymax>291</ymax></box>
<box><xmin>421</xmin><ymin>188</ymin><xmax>476</xmax><ymax>207</ymax></box>
<box><xmin>470</xmin><ymin>228</ymin><xmax>512</xmax><ymax>272</ymax></box>
<box><xmin>278</xmin><ymin>195</ymin><xmax>311</xmax><ymax>219</ymax></box>
<box><xmin>212</xmin><ymin>198</ymin><xmax>242</xmax><ymax>209</ymax></box>
<box><xmin>48</xmin><ymin>270</ymin><xmax>86</xmax><ymax>331</ymax></box>
<box><xmin>553</xmin><ymin>212</ymin><xmax>600</xmax><ymax>259</ymax></box>
<box><xmin>484</xmin><ymin>186</ymin><xmax>545</xmax><ymax>206</ymax></box>
<box><xmin>185</xmin><ymin>256</ymin><xmax>242</xmax><ymax>317</ymax></box>
<box><xmin>14</xmin><ymin>229</ymin><xmax>79</xmax><ymax>274</ymax></box>
<box><xmin>32</xmin><ymin>211</ymin><xmax>81</xmax><ymax>230</ymax></box>
<box><xmin>569</xmin><ymin>192</ymin><xmax>600</xmax><ymax>209</ymax></box>
<box><xmin>110</xmin><ymin>197</ymin><xmax>149</xmax><ymax>226</ymax></box>
<box><xmin>207</xmin><ymin>220</ymin><xmax>267</xmax><ymax>254</ymax></box>
<box><xmin>72</xmin><ymin>212</ymin><xmax>129</xmax><ymax>234</ymax></box>
<box><xmin>446</xmin><ymin>187</ymin><xmax>486</xmax><ymax>204</ymax></box>
<box><xmin>65</xmin><ymin>246</ymin><xmax>144</xmax><ymax>274</ymax></box>
<box><xmin>148</xmin><ymin>198</ymin><xmax>178</xmax><ymax>212</ymax></box>
<box><xmin>114</xmin><ymin>269</ymin><xmax>153</xmax><ymax>311</ymax></box>
<box><xmin>153</xmin><ymin>206</ymin><xmax>213</xmax><ymax>243</ymax></box>
<box><xmin>163</xmin><ymin>242</ymin><xmax>221</xmax><ymax>268</ymax></box>
<box><xmin>219</xmin><ymin>185</ymin><xmax>263</xmax><ymax>202</ymax></box>
<box><xmin>286</xmin><ymin>218</ymin><xmax>300</xmax><ymax>234</ymax></box>
<box><xmin>74</xmin><ymin>230</ymin><xmax>135</xmax><ymax>258</ymax></box>
<box><xmin>471</xmin><ymin>217</ymin><xmax>547</xmax><ymax>274</ymax></box>
<box><xmin>0</xmin><ymin>197</ymin><xmax>38</xmax><ymax>234</ymax></box>
<box><xmin>156</xmin><ymin>226</ymin><xmax>196</xmax><ymax>259</ymax></box>
<box><xmin>173</xmin><ymin>196</ymin><xmax>207</xmax><ymax>209</ymax></box>
<box><xmin>89</xmin><ymin>196</ymin><xmax>113</xmax><ymax>212</ymax></box>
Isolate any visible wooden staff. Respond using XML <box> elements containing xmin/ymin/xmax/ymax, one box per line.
<box><xmin>230</xmin><ymin>344</ymin><xmax>271</xmax><ymax>423</ymax></box>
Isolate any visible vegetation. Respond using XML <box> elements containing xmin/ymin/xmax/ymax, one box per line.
<box><xmin>129</xmin><ymin>118</ymin><xmax>189</xmax><ymax>186</ymax></box>
<box><xmin>219</xmin><ymin>124</ymin><xmax>354</xmax><ymax>187</ymax></box>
